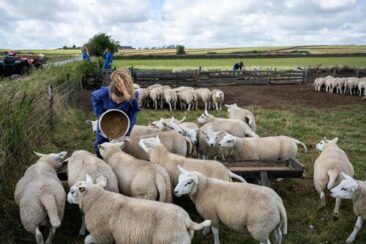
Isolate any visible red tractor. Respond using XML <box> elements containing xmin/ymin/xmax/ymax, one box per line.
<box><xmin>0</xmin><ymin>51</ymin><xmax>46</xmax><ymax>76</ymax></box>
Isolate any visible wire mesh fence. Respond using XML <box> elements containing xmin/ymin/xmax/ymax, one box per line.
<box><xmin>0</xmin><ymin>75</ymin><xmax>83</xmax><ymax>174</ymax></box>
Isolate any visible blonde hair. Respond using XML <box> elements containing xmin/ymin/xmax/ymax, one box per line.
<box><xmin>110</xmin><ymin>69</ymin><xmax>135</xmax><ymax>101</ymax></box>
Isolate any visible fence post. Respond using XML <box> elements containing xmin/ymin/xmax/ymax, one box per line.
<box><xmin>304</xmin><ymin>68</ymin><xmax>308</xmax><ymax>84</ymax></box>
<box><xmin>356</xmin><ymin>69</ymin><xmax>360</xmax><ymax>78</ymax></box>
<box><xmin>48</xmin><ymin>85</ymin><xmax>54</xmax><ymax>129</ymax></box>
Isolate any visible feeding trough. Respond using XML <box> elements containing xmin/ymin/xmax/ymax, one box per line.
<box><xmin>221</xmin><ymin>157</ymin><xmax>305</xmax><ymax>187</ymax></box>
<box><xmin>98</xmin><ymin>109</ymin><xmax>130</xmax><ymax>139</ymax></box>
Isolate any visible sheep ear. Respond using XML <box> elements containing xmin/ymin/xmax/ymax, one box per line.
<box><xmin>201</xmin><ymin>130</ymin><xmax>208</xmax><ymax>136</ymax></box>
<box><xmin>192</xmin><ymin>174</ymin><xmax>199</xmax><ymax>184</ymax></box>
<box><xmin>162</xmin><ymin>121</ymin><xmax>168</xmax><ymax>126</ymax></box>
<box><xmin>85</xmin><ymin>174</ymin><xmax>93</xmax><ymax>185</ymax></box>
<box><xmin>178</xmin><ymin>116</ymin><xmax>186</xmax><ymax>123</ymax></box>
<box><xmin>341</xmin><ymin>172</ymin><xmax>354</xmax><ymax>181</ymax></box>
<box><xmin>34</xmin><ymin>151</ymin><xmax>46</xmax><ymax>158</ymax></box>
<box><xmin>214</xmin><ymin>131</ymin><xmax>223</xmax><ymax>135</ymax></box>
<box><xmin>331</xmin><ymin>137</ymin><xmax>338</xmax><ymax>144</ymax></box>
<box><xmin>170</xmin><ymin>116</ymin><xmax>175</xmax><ymax>122</ymax></box>
<box><xmin>177</xmin><ymin>165</ymin><xmax>189</xmax><ymax>174</ymax></box>
<box><xmin>115</xmin><ymin>141</ymin><xmax>125</xmax><ymax>149</ymax></box>
<box><xmin>181</xmin><ymin>127</ymin><xmax>188</xmax><ymax>133</ymax></box>
<box><xmin>95</xmin><ymin>176</ymin><xmax>107</xmax><ymax>188</ymax></box>
<box><xmin>224</xmin><ymin>104</ymin><xmax>230</xmax><ymax>108</ymax></box>
<box><xmin>138</xmin><ymin>139</ymin><xmax>149</xmax><ymax>153</ymax></box>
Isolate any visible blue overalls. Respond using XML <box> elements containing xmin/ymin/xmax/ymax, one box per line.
<box><xmin>91</xmin><ymin>86</ymin><xmax>139</xmax><ymax>155</ymax></box>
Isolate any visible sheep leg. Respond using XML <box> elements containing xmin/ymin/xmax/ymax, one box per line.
<box><xmin>320</xmin><ymin>191</ymin><xmax>326</xmax><ymax>207</ymax></box>
<box><xmin>219</xmin><ymin>103</ymin><xmax>222</xmax><ymax>110</ymax></box>
<box><xmin>45</xmin><ymin>226</ymin><xmax>56</xmax><ymax>244</ymax></box>
<box><xmin>35</xmin><ymin>227</ymin><xmax>44</xmax><ymax>244</ymax></box>
<box><xmin>333</xmin><ymin>198</ymin><xmax>341</xmax><ymax>218</ymax></box>
<box><xmin>202</xmin><ymin>226</ymin><xmax>210</xmax><ymax>236</ymax></box>
<box><xmin>346</xmin><ymin>216</ymin><xmax>364</xmax><ymax>243</ymax></box>
<box><xmin>187</xmin><ymin>103</ymin><xmax>191</xmax><ymax>111</ymax></box>
<box><xmin>273</xmin><ymin>226</ymin><xmax>282</xmax><ymax>244</ymax></box>
<box><xmin>84</xmin><ymin>234</ymin><xmax>100</xmax><ymax>244</ymax></box>
<box><xmin>169</xmin><ymin>102</ymin><xmax>172</xmax><ymax>111</ymax></box>
<box><xmin>208</xmin><ymin>101</ymin><xmax>211</xmax><ymax>110</ymax></box>
<box><xmin>204</xmin><ymin>102</ymin><xmax>208</xmax><ymax>111</ymax></box>
<box><xmin>215</xmin><ymin>102</ymin><xmax>218</xmax><ymax>111</ymax></box>
<box><xmin>211</xmin><ymin>226</ymin><xmax>221</xmax><ymax>244</ymax></box>
<box><xmin>79</xmin><ymin>215</ymin><xmax>86</xmax><ymax>236</ymax></box>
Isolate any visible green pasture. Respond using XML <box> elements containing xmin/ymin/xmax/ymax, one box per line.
<box><xmin>113</xmin><ymin>56</ymin><xmax>366</xmax><ymax>70</ymax></box>
<box><xmin>2</xmin><ymin>100</ymin><xmax>366</xmax><ymax>243</ymax></box>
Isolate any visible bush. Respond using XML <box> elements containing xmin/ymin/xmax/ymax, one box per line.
<box><xmin>85</xmin><ymin>33</ymin><xmax>120</xmax><ymax>57</ymax></box>
<box><xmin>176</xmin><ymin>45</ymin><xmax>186</xmax><ymax>55</ymax></box>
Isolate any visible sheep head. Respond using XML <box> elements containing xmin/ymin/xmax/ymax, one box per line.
<box><xmin>174</xmin><ymin>166</ymin><xmax>199</xmax><ymax>197</ymax></box>
<box><xmin>330</xmin><ymin>173</ymin><xmax>359</xmax><ymax>200</ymax></box>
<box><xmin>219</xmin><ymin>133</ymin><xmax>237</xmax><ymax>148</ymax></box>
<box><xmin>138</xmin><ymin>136</ymin><xmax>161</xmax><ymax>154</ymax></box>
<box><xmin>34</xmin><ymin>151</ymin><xmax>67</xmax><ymax>169</ymax></box>
<box><xmin>316</xmin><ymin>137</ymin><xmax>338</xmax><ymax>152</ymax></box>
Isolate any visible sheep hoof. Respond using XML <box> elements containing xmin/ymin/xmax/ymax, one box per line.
<box><xmin>202</xmin><ymin>226</ymin><xmax>211</xmax><ymax>236</ymax></box>
<box><xmin>332</xmin><ymin>212</ymin><xmax>339</xmax><ymax>219</ymax></box>
<box><xmin>79</xmin><ymin>229</ymin><xmax>86</xmax><ymax>236</ymax></box>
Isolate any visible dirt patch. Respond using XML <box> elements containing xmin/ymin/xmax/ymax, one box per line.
<box><xmin>216</xmin><ymin>84</ymin><xmax>365</xmax><ymax>108</ymax></box>
<box><xmin>78</xmin><ymin>84</ymin><xmax>365</xmax><ymax>112</ymax></box>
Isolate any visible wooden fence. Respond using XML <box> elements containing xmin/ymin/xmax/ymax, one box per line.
<box><xmin>130</xmin><ymin>67</ymin><xmax>307</xmax><ymax>87</ymax></box>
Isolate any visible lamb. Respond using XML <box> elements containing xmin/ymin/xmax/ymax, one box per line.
<box><xmin>138</xmin><ymin>136</ymin><xmax>246</xmax><ymax>186</ymax></box>
<box><xmin>164</xmin><ymin>120</ymin><xmax>199</xmax><ymax>144</ymax></box>
<box><xmin>150</xmin><ymin>116</ymin><xmax>185</xmax><ymax>131</ymax></box>
<box><xmin>146</xmin><ymin>83</ymin><xmax>162</xmax><ymax>90</ymax></box>
<box><xmin>177</xmin><ymin>89</ymin><xmax>197</xmax><ymax>111</ymax></box>
<box><xmin>219</xmin><ymin>133</ymin><xmax>307</xmax><ymax>161</ymax></box>
<box><xmin>173</xmin><ymin>86</ymin><xmax>194</xmax><ymax>93</ymax></box>
<box><xmin>330</xmin><ymin>173</ymin><xmax>366</xmax><ymax>243</ymax></box>
<box><xmin>174</xmin><ymin>167</ymin><xmax>287</xmax><ymax>244</ymax></box>
<box><xmin>67</xmin><ymin>175</ymin><xmax>211</xmax><ymax>244</ymax></box>
<box><xmin>211</xmin><ymin>89</ymin><xmax>224</xmax><ymax>110</ymax></box>
<box><xmin>314</xmin><ymin>77</ymin><xmax>325</xmax><ymax>91</ymax></box>
<box><xmin>197</xmin><ymin>110</ymin><xmax>259</xmax><ymax>138</ymax></box>
<box><xmin>324</xmin><ymin>75</ymin><xmax>334</xmax><ymax>93</ymax></box>
<box><xmin>313</xmin><ymin>137</ymin><xmax>354</xmax><ymax>217</ymax></box>
<box><xmin>197</xmin><ymin>128</ymin><xmax>224</xmax><ymax>159</ymax></box>
<box><xmin>194</xmin><ymin>88</ymin><xmax>211</xmax><ymax>110</ymax></box>
<box><xmin>335</xmin><ymin>78</ymin><xmax>347</xmax><ymax>94</ymax></box>
<box><xmin>123</xmin><ymin>130</ymin><xmax>192</xmax><ymax>160</ymax></box>
<box><xmin>14</xmin><ymin>151</ymin><xmax>67</xmax><ymax>244</ymax></box>
<box><xmin>137</xmin><ymin>88</ymin><xmax>150</xmax><ymax>108</ymax></box>
<box><xmin>99</xmin><ymin>141</ymin><xmax>172</xmax><ymax>202</ymax></box>
<box><xmin>345</xmin><ymin>77</ymin><xmax>359</xmax><ymax>95</ymax></box>
<box><xmin>149</xmin><ymin>87</ymin><xmax>162</xmax><ymax>110</ymax></box>
<box><xmin>66</xmin><ymin>150</ymin><xmax>119</xmax><ymax>236</ymax></box>
<box><xmin>130</xmin><ymin>124</ymin><xmax>159</xmax><ymax>137</ymax></box>
<box><xmin>357</xmin><ymin>78</ymin><xmax>366</xmax><ymax>96</ymax></box>
<box><xmin>163</xmin><ymin>88</ymin><xmax>178</xmax><ymax>111</ymax></box>
<box><xmin>224</xmin><ymin>103</ymin><xmax>256</xmax><ymax>131</ymax></box>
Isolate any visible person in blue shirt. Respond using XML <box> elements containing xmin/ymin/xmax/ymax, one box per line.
<box><xmin>82</xmin><ymin>47</ymin><xmax>90</xmax><ymax>61</ymax></box>
<box><xmin>233</xmin><ymin>61</ymin><xmax>244</xmax><ymax>75</ymax></box>
<box><xmin>103</xmin><ymin>48</ymin><xmax>113</xmax><ymax>69</ymax></box>
<box><xmin>91</xmin><ymin>69</ymin><xmax>139</xmax><ymax>156</ymax></box>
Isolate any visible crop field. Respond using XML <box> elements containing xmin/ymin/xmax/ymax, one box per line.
<box><xmin>113</xmin><ymin>56</ymin><xmax>366</xmax><ymax>70</ymax></box>
<box><xmin>2</xmin><ymin>81</ymin><xmax>366</xmax><ymax>243</ymax></box>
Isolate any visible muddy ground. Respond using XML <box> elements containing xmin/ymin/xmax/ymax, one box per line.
<box><xmin>78</xmin><ymin>84</ymin><xmax>364</xmax><ymax>112</ymax></box>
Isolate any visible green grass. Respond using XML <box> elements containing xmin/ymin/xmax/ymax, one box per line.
<box><xmin>113</xmin><ymin>56</ymin><xmax>366</xmax><ymax>70</ymax></box>
<box><xmin>2</xmin><ymin>103</ymin><xmax>366</xmax><ymax>243</ymax></box>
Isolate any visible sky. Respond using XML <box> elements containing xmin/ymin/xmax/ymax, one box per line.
<box><xmin>0</xmin><ymin>0</ymin><xmax>365</xmax><ymax>49</ymax></box>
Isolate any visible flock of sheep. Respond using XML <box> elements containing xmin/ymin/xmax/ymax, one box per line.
<box><xmin>14</xmin><ymin>84</ymin><xmax>366</xmax><ymax>244</ymax></box>
<box><xmin>314</xmin><ymin>75</ymin><xmax>366</xmax><ymax>96</ymax></box>
<box><xmin>136</xmin><ymin>84</ymin><xmax>225</xmax><ymax>111</ymax></box>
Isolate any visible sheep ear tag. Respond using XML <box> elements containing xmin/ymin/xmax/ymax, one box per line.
<box><xmin>79</xmin><ymin>187</ymin><xmax>86</xmax><ymax>193</ymax></box>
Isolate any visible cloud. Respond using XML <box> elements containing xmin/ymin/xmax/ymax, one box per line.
<box><xmin>0</xmin><ymin>0</ymin><xmax>365</xmax><ymax>49</ymax></box>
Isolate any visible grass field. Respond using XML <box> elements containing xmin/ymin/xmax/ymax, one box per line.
<box><xmin>2</xmin><ymin>102</ymin><xmax>366</xmax><ymax>243</ymax></box>
<box><xmin>113</xmin><ymin>56</ymin><xmax>366</xmax><ymax>70</ymax></box>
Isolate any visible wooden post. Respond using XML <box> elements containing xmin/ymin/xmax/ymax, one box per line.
<box><xmin>260</xmin><ymin>171</ymin><xmax>271</xmax><ymax>187</ymax></box>
<box><xmin>356</xmin><ymin>69</ymin><xmax>360</xmax><ymax>78</ymax></box>
<box><xmin>304</xmin><ymin>68</ymin><xmax>308</xmax><ymax>84</ymax></box>
<box><xmin>333</xmin><ymin>68</ymin><xmax>336</xmax><ymax>76</ymax></box>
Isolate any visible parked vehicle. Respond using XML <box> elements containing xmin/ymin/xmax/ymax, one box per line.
<box><xmin>0</xmin><ymin>51</ymin><xmax>46</xmax><ymax>76</ymax></box>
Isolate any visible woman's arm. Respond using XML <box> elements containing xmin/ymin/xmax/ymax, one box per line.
<box><xmin>91</xmin><ymin>88</ymin><xmax>107</xmax><ymax>118</ymax></box>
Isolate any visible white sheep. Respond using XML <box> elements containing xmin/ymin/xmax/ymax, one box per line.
<box><xmin>163</xmin><ymin>88</ymin><xmax>178</xmax><ymax>111</ymax></box>
<box><xmin>177</xmin><ymin>89</ymin><xmax>197</xmax><ymax>111</ymax></box>
<box><xmin>123</xmin><ymin>130</ymin><xmax>191</xmax><ymax>160</ymax></box>
<box><xmin>197</xmin><ymin>110</ymin><xmax>259</xmax><ymax>138</ymax></box>
<box><xmin>195</xmin><ymin>88</ymin><xmax>211</xmax><ymax>110</ymax></box>
<box><xmin>137</xmin><ymin>88</ymin><xmax>150</xmax><ymax>108</ymax></box>
<box><xmin>67</xmin><ymin>175</ymin><xmax>211</xmax><ymax>244</ymax></box>
<box><xmin>99</xmin><ymin>141</ymin><xmax>172</xmax><ymax>202</ymax></box>
<box><xmin>345</xmin><ymin>77</ymin><xmax>359</xmax><ymax>95</ymax></box>
<box><xmin>130</xmin><ymin>124</ymin><xmax>159</xmax><ymax>137</ymax></box>
<box><xmin>139</xmin><ymin>136</ymin><xmax>246</xmax><ymax>186</ymax></box>
<box><xmin>197</xmin><ymin>128</ymin><xmax>224</xmax><ymax>160</ymax></box>
<box><xmin>314</xmin><ymin>77</ymin><xmax>325</xmax><ymax>91</ymax></box>
<box><xmin>224</xmin><ymin>103</ymin><xmax>256</xmax><ymax>132</ymax></box>
<box><xmin>330</xmin><ymin>173</ymin><xmax>366</xmax><ymax>243</ymax></box>
<box><xmin>211</xmin><ymin>89</ymin><xmax>224</xmax><ymax>111</ymax></box>
<box><xmin>174</xmin><ymin>167</ymin><xmax>287</xmax><ymax>244</ymax></box>
<box><xmin>146</xmin><ymin>83</ymin><xmax>162</xmax><ymax>90</ymax></box>
<box><xmin>314</xmin><ymin>137</ymin><xmax>354</xmax><ymax>217</ymax></box>
<box><xmin>219</xmin><ymin>133</ymin><xmax>307</xmax><ymax>161</ymax></box>
<box><xmin>150</xmin><ymin>116</ymin><xmax>185</xmax><ymax>131</ymax></box>
<box><xmin>149</xmin><ymin>87</ymin><xmax>162</xmax><ymax>110</ymax></box>
<box><xmin>14</xmin><ymin>151</ymin><xmax>67</xmax><ymax>244</ymax></box>
<box><xmin>335</xmin><ymin>78</ymin><xmax>347</xmax><ymax>94</ymax></box>
<box><xmin>66</xmin><ymin>150</ymin><xmax>119</xmax><ymax>236</ymax></box>
<box><xmin>357</xmin><ymin>78</ymin><xmax>366</xmax><ymax>96</ymax></box>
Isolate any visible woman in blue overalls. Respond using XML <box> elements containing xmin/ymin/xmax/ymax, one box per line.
<box><xmin>91</xmin><ymin>69</ymin><xmax>139</xmax><ymax>156</ymax></box>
